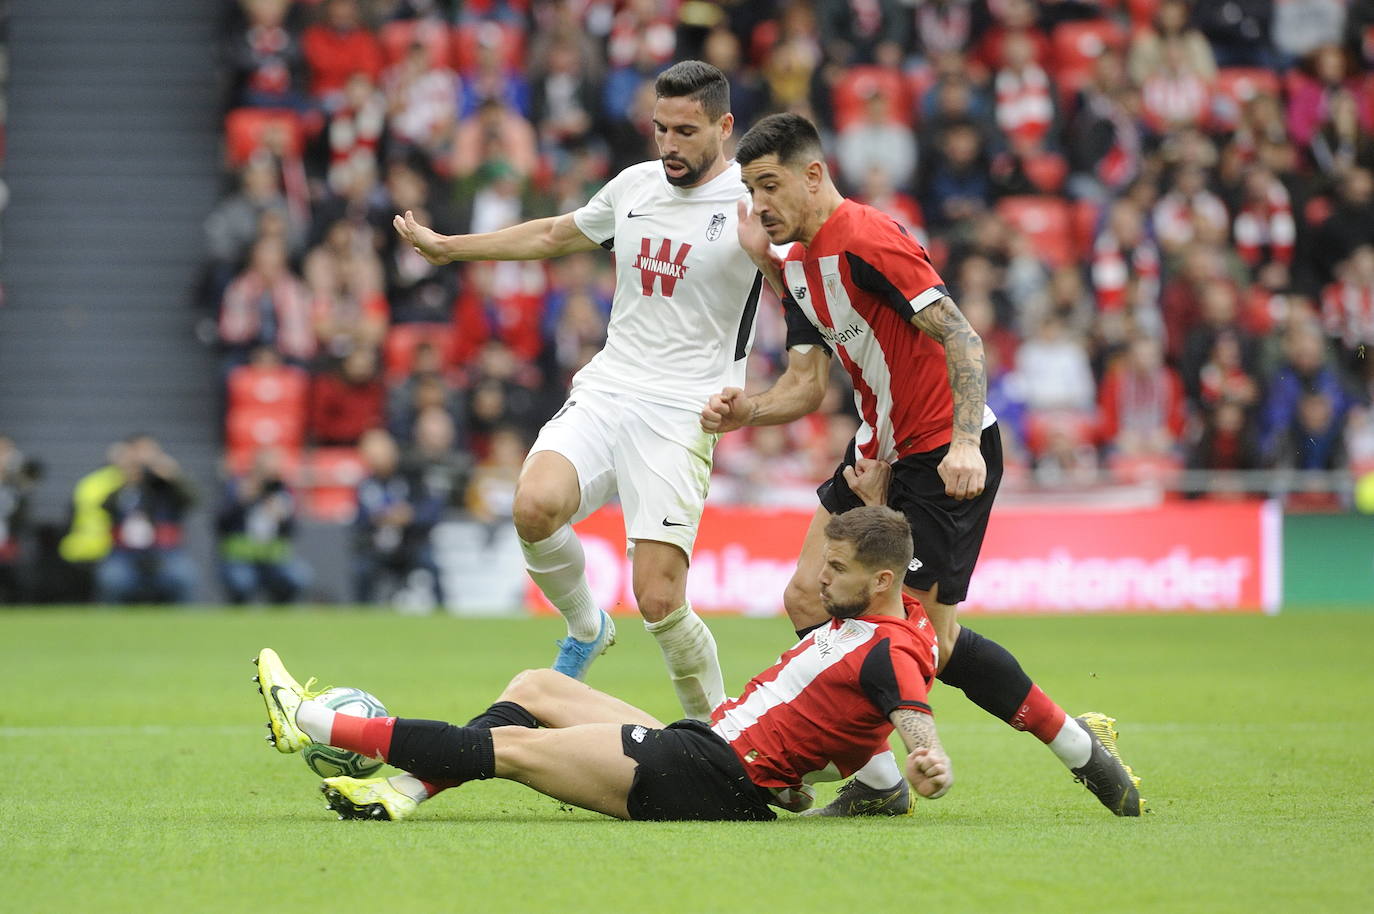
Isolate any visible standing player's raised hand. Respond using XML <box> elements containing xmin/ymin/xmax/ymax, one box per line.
<box><xmin>392</xmin><ymin>210</ymin><xmax>451</xmax><ymax>265</ymax></box>
<box><xmin>700</xmin><ymin>387</ymin><xmax>754</xmax><ymax>434</ymax></box>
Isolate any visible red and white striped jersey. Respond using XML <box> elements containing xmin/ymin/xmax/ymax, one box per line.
<box><xmin>1322</xmin><ymin>279</ymin><xmax>1374</xmax><ymax>348</ymax></box>
<box><xmin>710</xmin><ymin>596</ymin><xmax>939</xmax><ymax>792</ymax></box>
<box><xmin>780</xmin><ymin>200</ymin><xmax>995</xmax><ymax>461</ymax></box>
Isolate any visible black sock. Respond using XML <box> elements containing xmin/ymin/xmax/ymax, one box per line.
<box><xmin>387</xmin><ymin>718</ymin><xmax>496</xmax><ymax>783</ymax></box>
<box><xmin>794</xmin><ymin>620</ymin><xmax>827</xmax><ymax>640</ymax></box>
<box><xmin>935</xmin><ymin>627</ymin><xmax>1033</xmax><ymax>723</ymax></box>
<box><xmin>466</xmin><ymin>700</ymin><xmax>538</xmax><ymax>730</ymax></box>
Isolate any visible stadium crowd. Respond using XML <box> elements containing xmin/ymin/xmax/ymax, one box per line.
<box><xmin>4</xmin><ymin>0</ymin><xmax>1373</xmax><ymax>605</ymax></box>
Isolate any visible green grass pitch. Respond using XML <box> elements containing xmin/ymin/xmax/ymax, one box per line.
<box><xmin>2</xmin><ymin>609</ymin><xmax>1371</xmax><ymax>913</ymax></box>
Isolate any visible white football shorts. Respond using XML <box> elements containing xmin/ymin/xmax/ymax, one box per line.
<box><xmin>528</xmin><ymin>386</ymin><xmax>717</xmax><ymax>557</ymax></box>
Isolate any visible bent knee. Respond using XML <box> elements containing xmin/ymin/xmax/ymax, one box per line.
<box><xmin>783</xmin><ymin>575</ymin><xmax>821</xmax><ymax>617</ymax></box>
<box><xmin>512</xmin><ymin>488</ymin><xmax>573</xmax><ymax>542</ymax></box>
<box><xmin>501</xmin><ymin>668</ymin><xmax>563</xmax><ymax>704</ymax></box>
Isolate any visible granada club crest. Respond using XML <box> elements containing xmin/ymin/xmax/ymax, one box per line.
<box><xmin>634</xmin><ymin>238</ymin><xmax>692</xmax><ymax>296</ymax></box>
<box><xmin>706</xmin><ymin>212</ymin><xmax>726</xmax><ymax>241</ymax></box>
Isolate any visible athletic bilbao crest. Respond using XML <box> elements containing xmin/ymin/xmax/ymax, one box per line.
<box><xmin>706</xmin><ymin>212</ymin><xmax>726</xmax><ymax>241</ymax></box>
<box><xmin>634</xmin><ymin>238</ymin><xmax>692</xmax><ymax>296</ymax></box>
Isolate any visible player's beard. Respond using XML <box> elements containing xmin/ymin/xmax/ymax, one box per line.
<box><xmin>822</xmin><ymin>585</ymin><xmax>872</xmax><ymax>620</ymax></box>
<box><xmin>662</xmin><ymin>149</ymin><xmax>716</xmax><ymax>187</ymax></box>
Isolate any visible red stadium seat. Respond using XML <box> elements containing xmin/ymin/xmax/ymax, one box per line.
<box><xmin>1050</xmin><ymin>20</ymin><xmax>1127</xmax><ymax>103</ymax></box>
<box><xmin>1126</xmin><ymin>0</ymin><xmax>1161</xmax><ymax>33</ymax></box>
<box><xmin>1210</xmin><ymin>68</ymin><xmax>1282</xmax><ymax>131</ymax></box>
<box><xmin>1024</xmin><ymin>410</ymin><xmax>1097</xmax><ymax>457</ymax></box>
<box><xmin>224</xmin><ymin>108</ymin><xmax>305</xmax><ymax>168</ymax></box>
<box><xmin>383</xmin><ymin>322</ymin><xmax>454</xmax><ymax>383</ymax></box>
<box><xmin>226</xmin><ymin>403</ymin><xmax>306</xmax><ymax>452</ymax></box>
<box><xmin>379</xmin><ymin>18</ymin><xmax>453</xmax><ymax>68</ymax></box>
<box><xmin>226</xmin><ymin>363</ymin><xmax>309</xmax><ymax>416</ymax></box>
<box><xmin>996</xmin><ymin>196</ymin><xmax>1075</xmax><ymax>268</ymax></box>
<box><xmin>451</xmin><ymin>22</ymin><xmax>526</xmax><ymax>75</ymax></box>
<box><xmin>1023</xmin><ymin>151</ymin><xmax>1068</xmax><ymax>194</ymax></box>
<box><xmin>832</xmin><ymin>66</ymin><xmax>914</xmax><ymax>131</ymax></box>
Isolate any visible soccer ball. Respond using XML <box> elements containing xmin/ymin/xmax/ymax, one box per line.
<box><xmin>301</xmin><ymin>687</ymin><xmax>389</xmax><ymax>779</ymax></box>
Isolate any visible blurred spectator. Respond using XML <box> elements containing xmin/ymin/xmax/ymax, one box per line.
<box><xmin>1129</xmin><ymin>0</ymin><xmax>1217</xmax><ymax>88</ymax></box>
<box><xmin>1195</xmin><ymin>329</ymin><xmax>1262</xmax><ymax>414</ymax></box>
<box><xmin>529</xmin><ymin>37</ymin><xmax>599</xmax><ymax>160</ymax></box>
<box><xmin>403</xmin><ymin>406</ymin><xmax>473</xmax><ymax>514</ymax></box>
<box><xmin>353</xmin><ymin>428</ymin><xmax>443</xmax><ymax>604</ymax></box>
<box><xmin>607</xmin><ymin>0</ymin><xmax>676</xmax><ymax>72</ymax></box>
<box><xmin>972</xmin><ymin>0</ymin><xmax>1049</xmax><ymax>73</ymax></box>
<box><xmin>451</xmin><ymin>261</ymin><xmax>546</xmax><ymax>365</ymax></box>
<box><xmin>910</xmin><ymin>0</ymin><xmax>989</xmax><ymax>59</ymax></box>
<box><xmin>761</xmin><ymin>2</ymin><xmax>823</xmax><ymax>113</ymax></box>
<box><xmin>451</xmin><ymin>97</ymin><xmax>538</xmax><ymax>181</ymax></box>
<box><xmin>383</xmin><ymin>40</ymin><xmax>460</xmax><ymax>168</ymax></box>
<box><xmin>1286</xmin><ymin>44</ymin><xmax>1373</xmax><ymax>149</ymax></box>
<box><xmin>1064</xmin><ymin>49</ymin><xmax>1142</xmax><ymax>199</ymax></box>
<box><xmin>1190</xmin><ymin>400</ymin><xmax>1263</xmax><ymax>473</ymax></box>
<box><xmin>310</xmin><ymin>347</ymin><xmax>386</xmax><ymax>445</ymax></box>
<box><xmin>1233</xmin><ymin>164</ymin><xmax>1296</xmax><ymax>270</ymax></box>
<box><xmin>224</xmin><ymin>0</ymin><xmax>306</xmax><ymax>110</ymax></box>
<box><xmin>1153</xmin><ymin>164</ymin><xmax>1229</xmax><ymax>256</ymax></box>
<box><xmin>1090</xmin><ymin>197</ymin><xmax>1161</xmax><ymax>322</ymax></box>
<box><xmin>1181</xmin><ymin>280</ymin><xmax>1259</xmax><ymax>402</ymax></box>
<box><xmin>468</xmin><ymin>162</ymin><xmax>526</xmax><ymax>235</ymax></box>
<box><xmin>465</xmin><ymin>425</ymin><xmax>526</xmax><ymax>528</ymax></box>
<box><xmin>548</xmin><ymin>287</ymin><xmax>610</xmax><ymax>386</ymax></box>
<box><xmin>1321</xmin><ymin>244</ymin><xmax>1374</xmax><ymax>375</ymax></box>
<box><xmin>58</xmin><ymin>442</ymin><xmax>128</xmax><ymax>592</ymax></box>
<box><xmin>1161</xmin><ymin>244</ymin><xmax>1230</xmax><ymax>359</ymax></box>
<box><xmin>388</xmin><ymin>339</ymin><xmax>462</xmax><ymax>439</ymax></box>
<box><xmin>305</xmin><ymin>226</ymin><xmax>389</xmax><ymax>359</ymax></box>
<box><xmin>1015</xmin><ymin>313</ymin><xmax>1097</xmax><ymax>413</ymax></box>
<box><xmin>1261</xmin><ymin>318</ymin><xmax>1354</xmax><ymax>464</ymax></box>
<box><xmin>1022</xmin><ymin>263</ymin><xmax>1095</xmax><ymax>339</ymax></box>
<box><xmin>817</xmin><ymin>0</ymin><xmax>908</xmax><ymax>66</ymax></box>
<box><xmin>856</xmin><ymin>165</ymin><xmax>925</xmax><ymax>240</ymax></box>
<box><xmin>458</xmin><ymin>22</ymin><xmax>531</xmax><ymax>117</ymax></box>
<box><xmin>217</xmin><ymin>447</ymin><xmax>311</xmax><ymax>604</ymax></box>
<box><xmin>302</xmin><ymin>0</ymin><xmax>384</xmax><ymax>108</ymax></box>
<box><xmin>321</xmin><ymin>73</ymin><xmax>387</xmax><ymax>196</ymax></box>
<box><xmin>1139</xmin><ymin>36</ymin><xmax>1214</xmax><ymax>136</ymax></box>
<box><xmin>204</xmin><ymin>154</ymin><xmax>307</xmax><ymax>296</ymax></box>
<box><xmin>0</xmin><ymin>435</ymin><xmax>40</xmax><ymax>604</ymax></box>
<box><xmin>219</xmin><ymin>235</ymin><xmax>317</xmax><ymax>367</ymax></box>
<box><xmin>1310</xmin><ymin>89</ymin><xmax>1374</xmax><ymax>182</ymax></box>
<box><xmin>96</xmin><ymin>436</ymin><xmax>197</xmax><ymax>605</ymax></box>
<box><xmin>993</xmin><ymin>30</ymin><xmax>1056</xmax><ymax>151</ymax></box>
<box><xmin>699</xmin><ymin>26</ymin><xmax>764</xmax><ymax>135</ymax></box>
<box><xmin>1311</xmin><ymin>167</ymin><xmax>1374</xmax><ymax>282</ymax></box>
<box><xmin>836</xmin><ymin>85</ymin><xmax>918</xmax><ymax>192</ymax></box>
<box><xmin>1097</xmin><ymin>334</ymin><xmax>1187</xmax><ymax>457</ymax></box>
<box><xmin>922</xmin><ymin>119</ymin><xmax>992</xmax><ymax>227</ymax></box>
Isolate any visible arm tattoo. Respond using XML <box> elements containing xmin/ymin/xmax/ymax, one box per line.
<box><xmin>910</xmin><ymin>296</ymin><xmax>987</xmax><ymax>444</ymax></box>
<box><xmin>890</xmin><ymin>708</ymin><xmax>943</xmax><ymax>756</ymax></box>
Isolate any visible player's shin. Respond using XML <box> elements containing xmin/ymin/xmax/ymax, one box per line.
<box><xmin>645</xmin><ymin>603</ymin><xmax>725</xmax><ymax>721</ymax></box>
<box><xmin>521</xmin><ymin>525</ymin><xmax>601</xmax><ymax>640</ymax></box>
<box><xmin>937</xmin><ymin>627</ymin><xmax>1089</xmax><ymax>768</ymax></box>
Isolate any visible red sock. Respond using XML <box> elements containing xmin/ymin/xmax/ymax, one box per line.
<box><xmin>329</xmin><ymin>714</ymin><xmax>396</xmax><ymax>760</ymax></box>
<box><xmin>418</xmin><ymin>778</ymin><xmax>461</xmax><ymax>798</ymax></box>
<box><xmin>1008</xmin><ymin>685</ymin><xmax>1068</xmax><ymax>743</ymax></box>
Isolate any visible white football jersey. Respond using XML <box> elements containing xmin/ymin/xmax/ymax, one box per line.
<box><xmin>571</xmin><ymin>160</ymin><xmax>762</xmax><ymax>412</ymax></box>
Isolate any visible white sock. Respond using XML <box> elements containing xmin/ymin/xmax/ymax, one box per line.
<box><xmin>1048</xmin><ymin>716</ymin><xmax>1093</xmax><ymax>769</ymax></box>
<box><xmin>388</xmin><ymin>774</ymin><xmax>433</xmax><ymax>803</ymax></box>
<box><xmin>644</xmin><ymin>604</ymin><xmax>725</xmax><ymax>721</ymax></box>
<box><xmin>294</xmin><ymin>699</ymin><xmax>334</xmax><ymax>744</ymax></box>
<box><xmin>521</xmin><ymin>525</ymin><xmax>601</xmax><ymax>641</ymax></box>
<box><xmin>853</xmin><ymin>749</ymin><xmax>903</xmax><ymax>790</ymax></box>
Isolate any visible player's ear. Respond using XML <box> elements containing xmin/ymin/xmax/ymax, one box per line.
<box><xmin>805</xmin><ymin>158</ymin><xmax>825</xmax><ymax>191</ymax></box>
<box><xmin>718</xmin><ymin>112</ymin><xmax>735</xmax><ymax>139</ymax></box>
<box><xmin>872</xmin><ymin>568</ymin><xmax>895</xmax><ymax>595</ymax></box>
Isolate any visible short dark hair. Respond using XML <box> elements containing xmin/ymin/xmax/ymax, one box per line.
<box><xmin>654</xmin><ymin>60</ymin><xmax>730</xmax><ymax>121</ymax></box>
<box><xmin>824</xmin><ymin>506</ymin><xmax>913</xmax><ymax>577</ymax></box>
<box><xmin>736</xmin><ymin>112</ymin><xmax>824</xmax><ymax>167</ymax></box>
